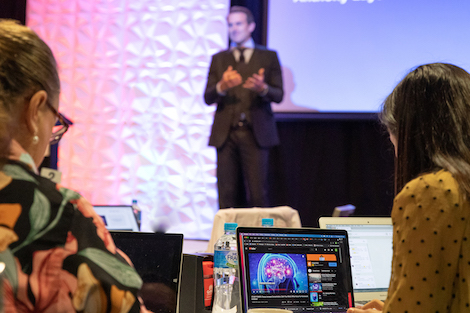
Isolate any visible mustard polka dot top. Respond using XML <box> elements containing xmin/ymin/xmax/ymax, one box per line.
<box><xmin>383</xmin><ymin>170</ymin><xmax>470</xmax><ymax>313</ymax></box>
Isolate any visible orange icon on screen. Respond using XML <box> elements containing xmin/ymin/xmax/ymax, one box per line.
<box><xmin>307</xmin><ymin>254</ymin><xmax>337</xmax><ymax>261</ymax></box>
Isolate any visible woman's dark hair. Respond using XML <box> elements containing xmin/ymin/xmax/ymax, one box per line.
<box><xmin>0</xmin><ymin>19</ymin><xmax>60</xmax><ymax>165</ymax></box>
<box><xmin>380</xmin><ymin>63</ymin><xmax>470</xmax><ymax>197</ymax></box>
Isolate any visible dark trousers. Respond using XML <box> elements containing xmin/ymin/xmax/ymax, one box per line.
<box><xmin>216</xmin><ymin>126</ymin><xmax>270</xmax><ymax>209</ymax></box>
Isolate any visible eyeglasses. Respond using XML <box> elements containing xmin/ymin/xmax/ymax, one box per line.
<box><xmin>46</xmin><ymin>101</ymin><xmax>69</xmax><ymax>145</ymax></box>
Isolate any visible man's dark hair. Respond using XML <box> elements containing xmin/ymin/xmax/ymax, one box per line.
<box><xmin>229</xmin><ymin>6</ymin><xmax>255</xmax><ymax>25</ymax></box>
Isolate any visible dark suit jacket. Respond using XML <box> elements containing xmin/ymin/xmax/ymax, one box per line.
<box><xmin>204</xmin><ymin>44</ymin><xmax>283</xmax><ymax>148</ymax></box>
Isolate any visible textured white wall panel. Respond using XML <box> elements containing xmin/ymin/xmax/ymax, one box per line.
<box><xmin>27</xmin><ymin>0</ymin><xmax>229</xmax><ymax>239</ymax></box>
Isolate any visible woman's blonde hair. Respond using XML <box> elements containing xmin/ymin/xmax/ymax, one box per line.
<box><xmin>0</xmin><ymin>19</ymin><xmax>60</xmax><ymax>165</ymax></box>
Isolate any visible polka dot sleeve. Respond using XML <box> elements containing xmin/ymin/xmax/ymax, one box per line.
<box><xmin>383</xmin><ymin>170</ymin><xmax>470</xmax><ymax>313</ymax></box>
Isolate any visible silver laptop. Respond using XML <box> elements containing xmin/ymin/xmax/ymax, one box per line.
<box><xmin>93</xmin><ymin>205</ymin><xmax>139</xmax><ymax>231</ymax></box>
<box><xmin>318</xmin><ymin>217</ymin><xmax>393</xmax><ymax>304</ymax></box>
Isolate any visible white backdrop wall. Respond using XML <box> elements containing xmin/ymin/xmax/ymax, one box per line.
<box><xmin>26</xmin><ymin>0</ymin><xmax>230</xmax><ymax>239</ymax></box>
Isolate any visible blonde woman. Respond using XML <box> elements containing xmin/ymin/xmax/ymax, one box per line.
<box><xmin>0</xmin><ymin>20</ymin><xmax>147</xmax><ymax>312</ymax></box>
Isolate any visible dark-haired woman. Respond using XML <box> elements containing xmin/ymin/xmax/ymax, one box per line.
<box><xmin>349</xmin><ymin>63</ymin><xmax>470</xmax><ymax>312</ymax></box>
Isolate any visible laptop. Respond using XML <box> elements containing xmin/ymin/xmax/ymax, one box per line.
<box><xmin>237</xmin><ymin>226</ymin><xmax>354</xmax><ymax>313</ymax></box>
<box><xmin>110</xmin><ymin>231</ymin><xmax>184</xmax><ymax>313</ymax></box>
<box><xmin>318</xmin><ymin>217</ymin><xmax>393</xmax><ymax>304</ymax></box>
<box><xmin>94</xmin><ymin>205</ymin><xmax>140</xmax><ymax>231</ymax></box>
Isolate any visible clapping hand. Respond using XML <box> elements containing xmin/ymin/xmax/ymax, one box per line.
<box><xmin>243</xmin><ymin>68</ymin><xmax>267</xmax><ymax>93</ymax></box>
<box><xmin>219</xmin><ymin>66</ymin><xmax>242</xmax><ymax>92</ymax></box>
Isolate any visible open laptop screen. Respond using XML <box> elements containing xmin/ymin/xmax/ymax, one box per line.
<box><xmin>111</xmin><ymin>231</ymin><xmax>184</xmax><ymax>313</ymax></box>
<box><xmin>237</xmin><ymin>227</ymin><xmax>354</xmax><ymax>313</ymax></box>
<box><xmin>93</xmin><ymin>205</ymin><xmax>139</xmax><ymax>231</ymax></box>
<box><xmin>318</xmin><ymin>217</ymin><xmax>393</xmax><ymax>302</ymax></box>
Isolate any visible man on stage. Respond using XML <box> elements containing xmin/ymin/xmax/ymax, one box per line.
<box><xmin>204</xmin><ymin>6</ymin><xmax>284</xmax><ymax>209</ymax></box>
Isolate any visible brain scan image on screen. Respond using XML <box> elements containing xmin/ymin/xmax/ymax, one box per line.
<box><xmin>248</xmin><ymin>253</ymin><xmax>308</xmax><ymax>294</ymax></box>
